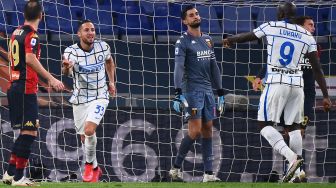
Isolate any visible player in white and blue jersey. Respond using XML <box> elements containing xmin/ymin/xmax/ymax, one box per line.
<box><xmin>223</xmin><ymin>2</ymin><xmax>331</xmax><ymax>183</ymax></box>
<box><xmin>62</xmin><ymin>20</ymin><xmax>116</xmax><ymax>183</ymax></box>
<box><xmin>169</xmin><ymin>5</ymin><xmax>224</xmax><ymax>183</ymax></box>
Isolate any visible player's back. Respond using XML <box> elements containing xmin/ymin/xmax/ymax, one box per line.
<box><xmin>255</xmin><ymin>21</ymin><xmax>317</xmax><ymax>87</ymax></box>
<box><xmin>8</xmin><ymin>25</ymin><xmax>40</xmax><ymax>94</ymax></box>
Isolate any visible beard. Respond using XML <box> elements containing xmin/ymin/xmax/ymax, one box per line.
<box><xmin>82</xmin><ymin>38</ymin><xmax>94</xmax><ymax>46</ymax></box>
<box><xmin>189</xmin><ymin>21</ymin><xmax>201</xmax><ymax>28</ymax></box>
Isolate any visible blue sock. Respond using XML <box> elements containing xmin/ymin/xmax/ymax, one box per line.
<box><xmin>202</xmin><ymin>137</ymin><xmax>213</xmax><ymax>173</ymax></box>
<box><xmin>174</xmin><ymin>135</ymin><xmax>194</xmax><ymax>168</ymax></box>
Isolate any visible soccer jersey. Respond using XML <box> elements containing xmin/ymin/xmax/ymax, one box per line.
<box><xmin>174</xmin><ymin>32</ymin><xmax>218</xmax><ymax>92</ymax></box>
<box><xmin>8</xmin><ymin>25</ymin><xmax>41</xmax><ymax>94</ymax></box>
<box><xmin>63</xmin><ymin>40</ymin><xmax>111</xmax><ymax>104</ymax></box>
<box><xmin>253</xmin><ymin>21</ymin><xmax>317</xmax><ymax>87</ymax></box>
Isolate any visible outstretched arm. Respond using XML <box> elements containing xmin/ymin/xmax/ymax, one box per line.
<box><xmin>223</xmin><ymin>32</ymin><xmax>259</xmax><ymax>47</ymax></box>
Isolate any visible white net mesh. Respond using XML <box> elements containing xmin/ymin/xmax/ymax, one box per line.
<box><xmin>0</xmin><ymin>0</ymin><xmax>335</xmax><ymax>183</ymax></box>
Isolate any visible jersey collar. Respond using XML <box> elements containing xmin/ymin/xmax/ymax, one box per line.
<box><xmin>77</xmin><ymin>42</ymin><xmax>94</xmax><ymax>53</ymax></box>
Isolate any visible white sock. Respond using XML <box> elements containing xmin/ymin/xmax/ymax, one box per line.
<box><xmin>260</xmin><ymin>126</ymin><xmax>297</xmax><ymax>163</ymax></box>
<box><xmin>289</xmin><ymin>130</ymin><xmax>302</xmax><ymax>174</ymax></box>
<box><xmin>85</xmin><ymin>133</ymin><xmax>98</xmax><ymax>168</ymax></box>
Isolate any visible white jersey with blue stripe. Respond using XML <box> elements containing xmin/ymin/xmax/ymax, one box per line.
<box><xmin>63</xmin><ymin>40</ymin><xmax>111</xmax><ymax>104</ymax></box>
<box><xmin>253</xmin><ymin>21</ymin><xmax>317</xmax><ymax>87</ymax></box>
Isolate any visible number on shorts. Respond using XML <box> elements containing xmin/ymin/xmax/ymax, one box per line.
<box><xmin>279</xmin><ymin>41</ymin><xmax>295</xmax><ymax>66</ymax></box>
<box><xmin>94</xmin><ymin>105</ymin><xmax>105</xmax><ymax>116</ymax></box>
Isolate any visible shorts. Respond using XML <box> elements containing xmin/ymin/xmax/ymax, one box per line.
<box><xmin>258</xmin><ymin>84</ymin><xmax>304</xmax><ymax>125</ymax></box>
<box><xmin>7</xmin><ymin>83</ymin><xmax>39</xmax><ymax>131</ymax></box>
<box><xmin>73</xmin><ymin>99</ymin><xmax>109</xmax><ymax>134</ymax></box>
<box><xmin>184</xmin><ymin>90</ymin><xmax>216</xmax><ymax>122</ymax></box>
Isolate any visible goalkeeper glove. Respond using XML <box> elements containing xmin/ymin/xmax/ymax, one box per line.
<box><xmin>217</xmin><ymin>89</ymin><xmax>225</xmax><ymax>114</ymax></box>
<box><xmin>173</xmin><ymin>88</ymin><xmax>188</xmax><ymax>113</ymax></box>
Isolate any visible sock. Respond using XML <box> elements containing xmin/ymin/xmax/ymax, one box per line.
<box><xmin>85</xmin><ymin>133</ymin><xmax>97</xmax><ymax>168</ymax></box>
<box><xmin>174</xmin><ymin>135</ymin><xmax>195</xmax><ymax>168</ymax></box>
<box><xmin>289</xmin><ymin>130</ymin><xmax>303</xmax><ymax>174</ymax></box>
<box><xmin>13</xmin><ymin>134</ymin><xmax>35</xmax><ymax>181</ymax></box>
<box><xmin>7</xmin><ymin>153</ymin><xmax>16</xmax><ymax>176</ymax></box>
<box><xmin>260</xmin><ymin>126</ymin><xmax>296</xmax><ymax>163</ymax></box>
<box><xmin>202</xmin><ymin>137</ymin><xmax>213</xmax><ymax>173</ymax></box>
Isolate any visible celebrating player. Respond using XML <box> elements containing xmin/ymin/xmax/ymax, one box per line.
<box><xmin>2</xmin><ymin>0</ymin><xmax>64</xmax><ymax>186</ymax></box>
<box><xmin>252</xmin><ymin>15</ymin><xmax>320</xmax><ymax>182</ymax></box>
<box><xmin>223</xmin><ymin>2</ymin><xmax>331</xmax><ymax>182</ymax></box>
<box><xmin>62</xmin><ymin>19</ymin><xmax>116</xmax><ymax>182</ymax></box>
<box><xmin>169</xmin><ymin>5</ymin><xmax>225</xmax><ymax>182</ymax></box>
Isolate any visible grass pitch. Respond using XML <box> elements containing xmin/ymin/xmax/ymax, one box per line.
<box><xmin>2</xmin><ymin>182</ymin><xmax>336</xmax><ymax>188</ymax></box>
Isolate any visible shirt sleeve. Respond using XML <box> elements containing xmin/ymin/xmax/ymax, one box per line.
<box><xmin>63</xmin><ymin>47</ymin><xmax>77</xmax><ymax>63</ymax></box>
<box><xmin>102</xmin><ymin>41</ymin><xmax>111</xmax><ymax>60</ymax></box>
<box><xmin>24</xmin><ymin>32</ymin><xmax>39</xmax><ymax>54</ymax></box>
<box><xmin>174</xmin><ymin>38</ymin><xmax>186</xmax><ymax>89</ymax></box>
<box><xmin>307</xmin><ymin>36</ymin><xmax>317</xmax><ymax>53</ymax></box>
<box><xmin>208</xmin><ymin>38</ymin><xmax>222</xmax><ymax>90</ymax></box>
<box><xmin>253</xmin><ymin>22</ymin><xmax>270</xmax><ymax>39</ymax></box>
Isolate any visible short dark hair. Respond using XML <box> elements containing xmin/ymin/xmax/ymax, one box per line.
<box><xmin>277</xmin><ymin>2</ymin><xmax>296</xmax><ymax>21</ymax></box>
<box><xmin>181</xmin><ymin>5</ymin><xmax>195</xmax><ymax>20</ymax></box>
<box><xmin>24</xmin><ymin>0</ymin><xmax>42</xmax><ymax>21</ymax></box>
<box><xmin>78</xmin><ymin>19</ymin><xmax>93</xmax><ymax>31</ymax></box>
<box><xmin>294</xmin><ymin>16</ymin><xmax>313</xmax><ymax>26</ymax></box>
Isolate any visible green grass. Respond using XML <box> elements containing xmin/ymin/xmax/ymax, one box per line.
<box><xmin>2</xmin><ymin>182</ymin><xmax>336</xmax><ymax>188</ymax></box>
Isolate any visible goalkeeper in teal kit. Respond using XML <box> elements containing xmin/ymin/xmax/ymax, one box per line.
<box><xmin>169</xmin><ymin>5</ymin><xmax>224</xmax><ymax>182</ymax></box>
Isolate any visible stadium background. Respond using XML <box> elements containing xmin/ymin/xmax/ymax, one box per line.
<box><xmin>0</xmin><ymin>0</ymin><xmax>336</xmax><ymax>183</ymax></box>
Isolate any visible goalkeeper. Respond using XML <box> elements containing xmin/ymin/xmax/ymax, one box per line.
<box><xmin>169</xmin><ymin>5</ymin><xmax>224</xmax><ymax>183</ymax></box>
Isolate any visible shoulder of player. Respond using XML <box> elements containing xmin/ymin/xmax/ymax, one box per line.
<box><xmin>94</xmin><ymin>40</ymin><xmax>110</xmax><ymax>50</ymax></box>
<box><xmin>201</xmin><ymin>33</ymin><xmax>212</xmax><ymax>40</ymax></box>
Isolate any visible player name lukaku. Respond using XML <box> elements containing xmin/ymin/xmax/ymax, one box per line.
<box><xmin>279</xmin><ymin>29</ymin><xmax>302</xmax><ymax>39</ymax></box>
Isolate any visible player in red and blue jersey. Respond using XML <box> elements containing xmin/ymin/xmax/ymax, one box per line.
<box><xmin>2</xmin><ymin>0</ymin><xmax>64</xmax><ymax>186</ymax></box>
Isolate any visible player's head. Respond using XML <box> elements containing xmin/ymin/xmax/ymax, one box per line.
<box><xmin>181</xmin><ymin>5</ymin><xmax>201</xmax><ymax>29</ymax></box>
<box><xmin>277</xmin><ymin>2</ymin><xmax>296</xmax><ymax>21</ymax></box>
<box><xmin>295</xmin><ymin>16</ymin><xmax>315</xmax><ymax>33</ymax></box>
<box><xmin>24</xmin><ymin>0</ymin><xmax>42</xmax><ymax>22</ymax></box>
<box><xmin>77</xmin><ymin>19</ymin><xmax>96</xmax><ymax>46</ymax></box>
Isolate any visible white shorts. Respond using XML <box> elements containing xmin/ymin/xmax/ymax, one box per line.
<box><xmin>73</xmin><ymin>99</ymin><xmax>109</xmax><ymax>134</ymax></box>
<box><xmin>258</xmin><ymin>84</ymin><xmax>304</xmax><ymax>125</ymax></box>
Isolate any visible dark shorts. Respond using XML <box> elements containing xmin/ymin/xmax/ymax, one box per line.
<box><xmin>7</xmin><ymin>83</ymin><xmax>39</xmax><ymax>131</ymax></box>
<box><xmin>184</xmin><ymin>90</ymin><xmax>216</xmax><ymax>122</ymax></box>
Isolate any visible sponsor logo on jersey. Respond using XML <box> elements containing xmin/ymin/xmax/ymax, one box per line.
<box><xmin>196</xmin><ymin>50</ymin><xmax>212</xmax><ymax>61</ymax></box>
<box><xmin>78</xmin><ymin>62</ymin><xmax>105</xmax><ymax>73</ymax></box>
<box><xmin>299</xmin><ymin>57</ymin><xmax>312</xmax><ymax>70</ymax></box>
<box><xmin>271</xmin><ymin>67</ymin><xmax>300</xmax><ymax>74</ymax></box>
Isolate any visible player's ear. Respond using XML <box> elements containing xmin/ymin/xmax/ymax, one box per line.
<box><xmin>182</xmin><ymin>19</ymin><xmax>187</xmax><ymax>25</ymax></box>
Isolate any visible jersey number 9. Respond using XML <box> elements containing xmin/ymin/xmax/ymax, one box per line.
<box><xmin>279</xmin><ymin>41</ymin><xmax>294</xmax><ymax>67</ymax></box>
<box><xmin>9</xmin><ymin>39</ymin><xmax>20</xmax><ymax>66</ymax></box>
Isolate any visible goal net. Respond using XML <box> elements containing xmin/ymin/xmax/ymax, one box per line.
<box><xmin>0</xmin><ymin>0</ymin><xmax>335</xmax><ymax>183</ymax></box>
